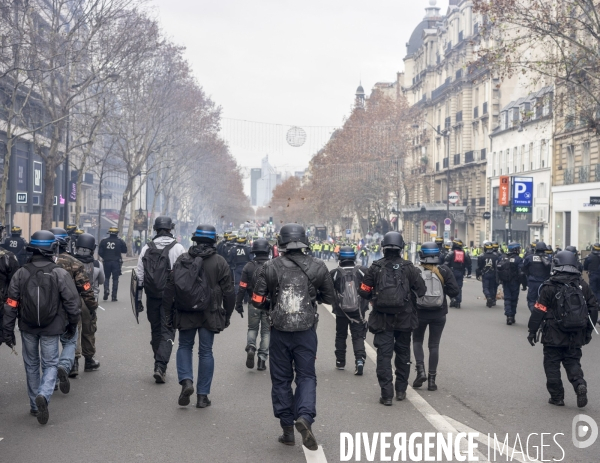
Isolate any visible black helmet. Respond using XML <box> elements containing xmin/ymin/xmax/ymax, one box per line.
<box><xmin>507</xmin><ymin>242</ymin><xmax>521</xmax><ymax>253</ymax></box>
<box><xmin>535</xmin><ymin>241</ymin><xmax>547</xmax><ymax>252</ymax></box>
<box><xmin>444</xmin><ymin>240</ymin><xmax>452</xmax><ymax>250</ymax></box>
<box><xmin>49</xmin><ymin>227</ymin><xmax>69</xmax><ymax>247</ymax></box>
<box><xmin>492</xmin><ymin>242</ymin><xmax>499</xmax><ymax>249</ymax></box>
<box><xmin>338</xmin><ymin>246</ymin><xmax>356</xmax><ymax>261</ymax></box>
<box><xmin>236</xmin><ymin>236</ymin><xmax>248</xmax><ymax>244</ymax></box>
<box><xmin>11</xmin><ymin>226</ymin><xmax>22</xmax><ymax>236</ymax></box>
<box><xmin>66</xmin><ymin>224</ymin><xmax>77</xmax><ymax>234</ymax></box>
<box><xmin>192</xmin><ymin>225</ymin><xmax>217</xmax><ymax>244</ymax></box>
<box><xmin>483</xmin><ymin>241</ymin><xmax>493</xmax><ymax>250</ymax></box>
<box><xmin>419</xmin><ymin>242</ymin><xmax>440</xmax><ymax>264</ymax></box>
<box><xmin>278</xmin><ymin>223</ymin><xmax>308</xmax><ymax>250</ymax></box>
<box><xmin>28</xmin><ymin>230</ymin><xmax>58</xmax><ymax>255</ymax></box>
<box><xmin>251</xmin><ymin>238</ymin><xmax>270</xmax><ymax>254</ymax></box>
<box><xmin>76</xmin><ymin>233</ymin><xmax>96</xmax><ymax>251</ymax></box>
<box><xmin>593</xmin><ymin>243</ymin><xmax>600</xmax><ymax>252</ymax></box>
<box><xmin>381</xmin><ymin>231</ymin><xmax>405</xmax><ymax>250</ymax></box>
<box><xmin>108</xmin><ymin>226</ymin><xmax>119</xmax><ymax>235</ymax></box>
<box><xmin>552</xmin><ymin>250</ymin><xmax>580</xmax><ymax>273</ymax></box>
<box><xmin>452</xmin><ymin>239</ymin><xmax>464</xmax><ymax>250</ymax></box>
<box><xmin>565</xmin><ymin>245</ymin><xmax>577</xmax><ymax>254</ymax></box>
<box><xmin>434</xmin><ymin>237</ymin><xmax>444</xmax><ymax>245</ymax></box>
<box><xmin>153</xmin><ymin>216</ymin><xmax>173</xmax><ymax>231</ymax></box>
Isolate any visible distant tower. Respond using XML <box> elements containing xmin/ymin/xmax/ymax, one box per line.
<box><xmin>355</xmin><ymin>82</ymin><xmax>365</xmax><ymax>109</ymax></box>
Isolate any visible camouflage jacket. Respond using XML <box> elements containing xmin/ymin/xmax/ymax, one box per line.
<box><xmin>55</xmin><ymin>252</ymin><xmax>98</xmax><ymax>312</ymax></box>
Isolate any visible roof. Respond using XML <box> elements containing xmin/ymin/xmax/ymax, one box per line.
<box><xmin>500</xmin><ymin>86</ymin><xmax>553</xmax><ymax>113</ymax></box>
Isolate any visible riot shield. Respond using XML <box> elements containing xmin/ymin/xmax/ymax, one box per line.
<box><xmin>130</xmin><ymin>268</ymin><xmax>143</xmax><ymax>324</ymax></box>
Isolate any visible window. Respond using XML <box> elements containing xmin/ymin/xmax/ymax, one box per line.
<box><xmin>474</xmin><ymin>86</ymin><xmax>479</xmax><ymax>107</ymax></box>
<box><xmin>567</xmin><ymin>144</ymin><xmax>575</xmax><ymax>169</ymax></box>
<box><xmin>541</xmin><ymin>140</ymin><xmax>548</xmax><ymax>167</ymax></box>
<box><xmin>492</xmin><ymin>151</ymin><xmax>497</xmax><ymax>176</ymax></box>
<box><xmin>501</xmin><ymin>111</ymin><xmax>508</xmax><ymax>130</ymax></box>
<box><xmin>583</xmin><ymin>141</ymin><xmax>590</xmax><ymax>166</ymax></box>
<box><xmin>538</xmin><ymin>182</ymin><xmax>546</xmax><ymax>199</ymax></box>
<box><xmin>516</xmin><ymin>146</ymin><xmax>522</xmax><ymax>173</ymax></box>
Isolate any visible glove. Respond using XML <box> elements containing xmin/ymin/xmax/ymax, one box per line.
<box><xmin>584</xmin><ymin>330</ymin><xmax>593</xmax><ymax>345</ymax></box>
<box><xmin>4</xmin><ymin>331</ymin><xmax>16</xmax><ymax>348</ymax></box>
<box><xmin>235</xmin><ymin>305</ymin><xmax>244</xmax><ymax>318</ymax></box>
<box><xmin>527</xmin><ymin>332</ymin><xmax>536</xmax><ymax>346</ymax></box>
<box><xmin>89</xmin><ymin>309</ymin><xmax>97</xmax><ymax>322</ymax></box>
<box><xmin>65</xmin><ymin>323</ymin><xmax>78</xmax><ymax>340</ymax></box>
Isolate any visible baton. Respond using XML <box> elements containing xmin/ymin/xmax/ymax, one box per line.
<box><xmin>589</xmin><ymin>316</ymin><xmax>599</xmax><ymax>335</ymax></box>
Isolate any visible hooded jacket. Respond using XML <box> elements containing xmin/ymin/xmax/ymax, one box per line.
<box><xmin>136</xmin><ymin>234</ymin><xmax>186</xmax><ymax>288</ymax></box>
<box><xmin>163</xmin><ymin>243</ymin><xmax>235</xmax><ymax>333</ymax></box>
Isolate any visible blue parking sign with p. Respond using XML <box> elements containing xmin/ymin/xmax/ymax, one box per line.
<box><xmin>512</xmin><ymin>177</ymin><xmax>533</xmax><ymax>207</ymax></box>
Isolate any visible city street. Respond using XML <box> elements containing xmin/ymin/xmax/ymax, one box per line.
<box><xmin>1</xmin><ymin>261</ymin><xmax>599</xmax><ymax>462</ymax></box>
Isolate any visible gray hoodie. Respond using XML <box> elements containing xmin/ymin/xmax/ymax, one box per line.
<box><xmin>136</xmin><ymin>235</ymin><xmax>186</xmax><ymax>287</ymax></box>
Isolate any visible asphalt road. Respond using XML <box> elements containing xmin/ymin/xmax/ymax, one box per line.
<box><xmin>1</xmin><ymin>259</ymin><xmax>599</xmax><ymax>463</ymax></box>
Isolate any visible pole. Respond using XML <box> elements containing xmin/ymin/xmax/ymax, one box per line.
<box><xmin>63</xmin><ymin>111</ymin><xmax>69</xmax><ymax>227</ymax></box>
<box><xmin>446</xmin><ymin>132</ymin><xmax>450</xmax><ymax>223</ymax></box>
<box><xmin>507</xmin><ymin>176</ymin><xmax>513</xmax><ymax>242</ymax></box>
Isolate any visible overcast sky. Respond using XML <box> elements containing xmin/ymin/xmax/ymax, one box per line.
<box><xmin>150</xmin><ymin>0</ymin><xmax>449</xmax><ymax>175</ymax></box>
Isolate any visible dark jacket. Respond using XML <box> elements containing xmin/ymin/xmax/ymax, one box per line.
<box><xmin>528</xmin><ymin>273</ymin><xmax>598</xmax><ymax>348</ymax></box>
<box><xmin>0</xmin><ymin>248</ymin><xmax>21</xmax><ymax>345</ymax></box>
<box><xmin>55</xmin><ymin>250</ymin><xmax>98</xmax><ymax>312</ymax></box>
<box><xmin>523</xmin><ymin>252</ymin><xmax>552</xmax><ymax>282</ymax></box>
<box><xmin>584</xmin><ymin>251</ymin><xmax>600</xmax><ymax>276</ymax></box>
<box><xmin>330</xmin><ymin>262</ymin><xmax>369</xmax><ymax>317</ymax></box>
<box><xmin>416</xmin><ymin>263</ymin><xmax>459</xmax><ymax>321</ymax></box>
<box><xmin>444</xmin><ymin>249</ymin><xmax>472</xmax><ymax>276</ymax></box>
<box><xmin>3</xmin><ymin>254</ymin><xmax>81</xmax><ymax>337</ymax></box>
<box><xmin>251</xmin><ymin>251</ymin><xmax>336</xmax><ymax>314</ymax></box>
<box><xmin>357</xmin><ymin>255</ymin><xmax>426</xmax><ymax>333</ymax></box>
<box><xmin>235</xmin><ymin>255</ymin><xmax>269</xmax><ymax>308</ymax></box>
<box><xmin>476</xmin><ymin>251</ymin><xmax>498</xmax><ymax>278</ymax></box>
<box><xmin>98</xmin><ymin>236</ymin><xmax>128</xmax><ymax>261</ymax></box>
<box><xmin>163</xmin><ymin>243</ymin><xmax>235</xmax><ymax>333</ymax></box>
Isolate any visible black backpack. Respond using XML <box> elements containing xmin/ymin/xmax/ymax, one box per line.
<box><xmin>142</xmin><ymin>241</ymin><xmax>177</xmax><ymax>298</ymax></box>
<box><xmin>496</xmin><ymin>255</ymin><xmax>513</xmax><ymax>281</ymax></box>
<box><xmin>21</xmin><ymin>262</ymin><xmax>60</xmax><ymax>328</ymax></box>
<box><xmin>373</xmin><ymin>260</ymin><xmax>409</xmax><ymax>312</ymax></box>
<box><xmin>553</xmin><ymin>281</ymin><xmax>589</xmax><ymax>332</ymax></box>
<box><xmin>172</xmin><ymin>253</ymin><xmax>212</xmax><ymax>312</ymax></box>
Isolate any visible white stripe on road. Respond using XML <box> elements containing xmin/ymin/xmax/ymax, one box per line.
<box><xmin>302</xmin><ymin>445</ymin><xmax>328</xmax><ymax>463</ymax></box>
<box><xmin>322</xmin><ymin>304</ymin><xmax>489</xmax><ymax>462</ymax></box>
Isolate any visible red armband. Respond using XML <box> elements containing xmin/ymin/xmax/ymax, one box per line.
<box><xmin>239</xmin><ymin>281</ymin><xmax>248</xmax><ymax>288</ymax></box>
<box><xmin>534</xmin><ymin>302</ymin><xmax>548</xmax><ymax>313</ymax></box>
<box><xmin>6</xmin><ymin>298</ymin><xmax>19</xmax><ymax>308</ymax></box>
<box><xmin>360</xmin><ymin>283</ymin><xmax>373</xmax><ymax>292</ymax></box>
<box><xmin>83</xmin><ymin>282</ymin><xmax>91</xmax><ymax>291</ymax></box>
<box><xmin>251</xmin><ymin>293</ymin><xmax>266</xmax><ymax>304</ymax></box>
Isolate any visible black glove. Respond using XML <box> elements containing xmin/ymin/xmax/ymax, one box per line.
<box><xmin>4</xmin><ymin>331</ymin><xmax>16</xmax><ymax>348</ymax></box>
<box><xmin>584</xmin><ymin>331</ymin><xmax>593</xmax><ymax>345</ymax></box>
<box><xmin>527</xmin><ymin>332</ymin><xmax>536</xmax><ymax>346</ymax></box>
<box><xmin>65</xmin><ymin>323</ymin><xmax>78</xmax><ymax>340</ymax></box>
<box><xmin>235</xmin><ymin>305</ymin><xmax>244</xmax><ymax>318</ymax></box>
<box><xmin>89</xmin><ymin>309</ymin><xmax>97</xmax><ymax>322</ymax></box>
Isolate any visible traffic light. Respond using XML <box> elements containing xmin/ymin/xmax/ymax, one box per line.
<box><xmin>269</xmin><ymin>216</ymin><xmax>273</xmax><ymax>225</ymax></box>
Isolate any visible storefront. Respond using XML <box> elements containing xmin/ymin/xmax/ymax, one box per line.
<box><xmin>553</xmin><ymin>183</ymin><xmax>600</xmax><ymax>250</ymax></box>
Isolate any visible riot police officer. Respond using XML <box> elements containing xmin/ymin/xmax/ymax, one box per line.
<box><xmin>229</xmin><ymin>236</ymin><xmax>252</xmax><ymax>301</ymax></box>
<box><xmin>216</xmin><ymin>231</ymin><xmax>232</xmax><ymax>258</ymax></box>
<box><xmin>66</xmin><ymin>224</ymin><xmax>78</xmax><ymax>254</ymax></box>
<box><xmin>564</xmin><ymin>246</ymin><xmax>583</xmax><ymax>273</ymax></box>
<box><xmin>2</xmin><ymin>226</ymin><xmax>28</xmax><ymax>266</ymax></box>
<box><xmin>523</xmin><ymin>241</ymin><xmax>552</xmax><ymax>313</ymax></box>
<box><xmin>98</xmin><ymin>227</ymin><xmax>127</xmax><ymax>301</ymax></box>
<box><xmin>444</xmin><ymin>239</ymin><xmax>472</xmax><ymax>308</ymax></box>
<box><xmin>0</xmin><ymin>238</ymin><xmax>20</xmax><ymax>347</ymax></box>
<box><xmin>440</xmin><ymin>240</ymin><xmax>451</xmax><ymax>264</ymax></box>
<box><xmin>497</xmin><ymin>242</ymin><xmax>525</xmax><ymax>325</ymax></box>
<box><xmin>584</xmin><ymin>243</ymin><xmax>600</xmax><ymax>303</ymax></box>
<box><xmin>527</xmin><ymin>251</ymin><xmax>598</xmax><ymax>408</ymax></box>
<box><xmin>252</xmin><ymin>223</ymin><xmax>335</xmax><ymax>450</ymax></box>
<box><xmin>477</xmin><ymin>241</ymin><xmax>498</xmax><ymax>307</ymax></box>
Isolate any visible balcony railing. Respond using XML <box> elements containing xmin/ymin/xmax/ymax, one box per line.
<box><xmin>453</xmin><ymin>154</ymin><xmax>461</xmax><ymax>165</ymax></box>
<box><xmin>456</xmin><ymin>111</ymin><xmax>463</xmax><ymax>123</ymax></box>
<box><xmin>564</xmin><ymin>168</ymin><xmax>574</xmax><ymax>185</ymax></box>
<box><xmin>482</xmin><ymin>102</ymin><xmax>488</xmax><ymax>115</ymax></box>
<box><xmin>580</xmin><ymin>165</ymin><xmax>590</xmax><ymax>183</ymax></box>
<box><xmin>465</xmin><ymin>151</ymin><xmax>474</xmax><ymax>163</ymax></box>
<box><xmin>473</xmin><ymin>106</ymin><xmax>479</xmax><ymax>118</ymax></box>
<box><xmin>443</xmin><ymin>157</ymin><xmax>449</xmax><ymax>168</ymax></box>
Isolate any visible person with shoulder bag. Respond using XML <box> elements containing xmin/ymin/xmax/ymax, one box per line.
<box><xmin>527</xmin><ymin>251</ymin><xmax>598</xmax><ymax>408</ymax></box>
<box><xmin>162</xmin><ymin>225</ymin><xmax>235</xmax><ymax>409</ymax></box>
<box><xmin>358</xmin><ymin>231</ymin><xmax>426</xmax><ymax>406</ymax></box>
<box><xmin>411</xmin><ymin>242</ymin><xmax>459</xmax><ymax>392</ymax></box>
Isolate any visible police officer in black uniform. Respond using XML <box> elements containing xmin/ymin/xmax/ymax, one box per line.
<box><xmin>583</xmin><ymin>243</ymin><xmax>600</xmax><ymax>304</ymax></box>
<box><xmin>229</xmin><ymin>236</ymin><xmax>252</xmax><ymax>302</ymax></box>
<box><xmin>564</xmin><ymin>246</ymin><xmax>583</xmax><ymax>272</ymax></box>
<box><xmin>444</xmin><ymin>239</ymin><xmax>472</xmax><ymax>308</ymax></box>
<box><xmin>523</xmin><ymin>241</ymin><xmax>552</xmax><ymax>313</ymax></box>
<box><xmin>357</xmin><ymin>231</ymin><xmax>426</xmax><ymax>405</ymax></box>
<box><xmin>216</xmin><ymin>231</ymin><xmax>232</xmax><ymax>258</ymax></box>
<box><xmin>527</xmin><ymin>251</ymin><xmax>598</xmax><ymax>408</ymax></box>
<box><xmin>477</xmin><ymin>241</ymin><xmax>498</xmax><ymax>307</ymax></box>
<box><xmin>98</xmin><ymin>227</ymin><xmax>127</xmax><ymax>301</ymax></box>
<box><xmin>440</xmin><ymin>240</ymin><xmax>451</xmax><ymax>264</ymax></box>
<box><xmin>0</xmin><ymin>239</ymin><xmax>20</xmax><ymax>347</ymax></box>
<box><xmin>66</xmin><ymin>224</ymin><xmax>78</xmax><ymax>254</ymax></box>
<box><xmin>2</xmin><ymin>226</ymin><xmax>28</xmax><ymax>266</ymax></box>
<box><xmin>497</xmin><ymin>242</ymin><xmax>525</xmax><ymax>325</ymax></box>
<box><xmin>252</xmin><ymin>224</ymin><xmax>335</xmax><ymax>451</ymax></box>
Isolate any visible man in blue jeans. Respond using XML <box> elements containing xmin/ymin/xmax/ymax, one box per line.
<box><xmin>161</xmin><ymin>225</ymin><xmax>235</xmax><ymax>408</ymax></box>
<box><xmin>3</xmin><ymin>230</ymin><xmax>81</xmax><ymax>424</ymax></box>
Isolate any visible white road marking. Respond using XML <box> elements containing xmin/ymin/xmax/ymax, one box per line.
<box><xmin>302</xmin><ymin>445</ymin><xmax>328</xmax><ymax>463</ymax></box>
<box><xmin>322</xmin><ymin>304</ymin><xmax>489</xmax><ymax>462</ymax></box>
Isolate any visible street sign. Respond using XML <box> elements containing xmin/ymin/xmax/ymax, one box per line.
<box><xmin>590</xmin><ymin>196</ymin><xmax>600</xmax><ymax>205</ymax></box>
<box><xmin>483</xmin><ymin>211</ymin><xmax>491</xmax><ymax>220</ymax></box>
<box><xmin>448</xmin><ymin>191</ymin><xmax>460</xmax><ymax>204</ymax></box>
<box><xmin>345</xmin><ymin>229</ymin><xmax>351</xmax><ymax>236</ymax></box>
<box><xmin>499</xmin><ymin>176</ymin><xmax>510</xmax><ymax>206</ymax></box>
<box><xmin>444</xmin><ymin>218</ymin><xmax>452</xmax><ymax>225</ymax></box>
<box><xmin>423</xmin><ymin>221</ymin><xmax>437</xmax><ymax>234</ymax></box>
<box><xmin>513</xmin><ymin>206</ymin><xmax>531</xmax><ymax>213</ymax></box>
<box><xmin>513</xmin><ymin>177</ymin><xmax>533</xmax><ymax>207</ymax></box>
<box><xmin>444</xmin><ymin>224</ymin><xmax>450</xmax><ymax>231</ymax></box>
<box><xmin>443</xmin><ymin>231</ymin><xmax>450</xmax><ymax>240</ymax></box>
<box><xmin>16</xmin><ymin>192</ymin><xmax>27</xmax><ymax>204</ymax></box>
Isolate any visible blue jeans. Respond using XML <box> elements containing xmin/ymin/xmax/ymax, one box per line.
<box><xmin>247</xmin><ymin>307</ymin><xmax>270</xmax><ymax>361</ymax></box>
<box><xmin>176</xmin><ymin>327</ymin><xmax>215</xmax><ymax>395</ymax></box>
<box><xmin>21</xmin><ymin>332</ymin><xmax>60</xmax><ymax>411</ymax></box>
<box><xmin>58</xmin><ymin>327</ymin><xmax>79</xmax><ymax>375</ymax></box>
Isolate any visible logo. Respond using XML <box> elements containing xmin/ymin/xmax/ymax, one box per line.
<box><xmin>572</xmin><ymin>414</ymin><xmax>598</xmax><ymax>449</ymax></box>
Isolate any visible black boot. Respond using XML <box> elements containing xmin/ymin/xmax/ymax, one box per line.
<box><xmin>103</xmin><ymin>290</ymin><xmax>109</xmax><ymax>301</ymax></box>
<box><xmin>449</xmin><ymin>298</ymin><xmax>456</xmax><ymax>308</ymax></box>
<box><xmin>69</xmin><ymin>358</ymin><xmax>79</xmax><ymax>378</ymax></box>
<box><xmin>257</xmin><ymin>358</ymin><xmax>267</xmax><ymax>371</ymax></box>
<box><xmin>278</xmin><ymin>426</ymin><xmax>295</xmax><ymax>446</ymax></box>
<box><xmin>412</xmin><ymin>363</ymin><xmax>427</xmax><ymax>388</ymax></box>
<box><xmin>506</xmin><ymin>316</ymin><xmax>512</xmax><ymax>325</ymax></box>
<box><xmin>178</xmin><ymin>379</ymin><xmax>194</xmax><ymax>406</ymax></box>
<box><xmin>196</xmin><ymin>394</ymin><xmax>211</xmax><ymax>408</ymax></box>
<box><xmin>379</xmin><ymin>396</ymin><xmax>393</xmax><ymax>406</ymax></box>
<box><xmin>486</xmin><ymin>298</ymin><xmax>494</xmax><ymax>308</ymax></box>
<box><xmin>84</xmin><ymin>357</ymin><xmax>100</xmax><ymax>372</ymax></box>
<box><xmin>396</xmin><ymin>390</ymin><xmax>406</xmax><ymax>401</ymax></box>
<box><xmin>246</xmin><ymin>345</ymin><xmax>256</xmax><ymax>369</ymax></box>
<box><xmin>35</xmin><ymin>395</ymin><xmax>49</xmax><ymax>425</ymax></box>
<box><xmin>57</xmin><ymin>366</ymin><xmax>70</xmax><ymax>394</ymax></box>
<box><xmin>548</xmin><ymin>397</ymin><xmax>565</xmax><ymax>406</ymax></box>
<box><xmin>576</xmin><ymin>384</ymin><xmax>588</xmax><ymax>408</ymax></box>
<box><xmin>111</xmin><ymin>296</ymin><xmax>118</xmax><ymax>302</ymax></box>
<box><xmin>153</xmin><ymin>367</ymin><xmax>166</xmax><ymax>383</ymax></box>
<box><xmin>428</xmin><ymin>374</ymin><xmax>437</xmax><ymax>391</ymax></box>
<box><xmin>295</xmin><ymin>417</ymin><xmax>318</xmax><ymax>451</ymax></box>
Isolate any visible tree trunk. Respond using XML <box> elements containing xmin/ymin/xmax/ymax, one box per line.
<box><xmin>96</xmin><ymin>165</ymin><xmax>104</xmax><ymax>257</ymax></box>
<box><xmin>0</xmin><ymin>130</ymin><xmax>14</xmax><ymax>224</ymax></box>
<box><xmin>41</xmin><ymin>153</ymin><xmax>59</xmax><ymax>230</ymax></box>
<box><xmin>74</xmin><ymin>166</ymin><xmax>84</xmax><ymax>226</ymax></box>
<box><xmin>116</xmin><ymin>175</ymin><xmax>133</xmax><ymax>234</ymax></box>
<box><xmin>125</xmin><ymin>198</ymin><xmax>135</xmax><ymax>257</ymax></box>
